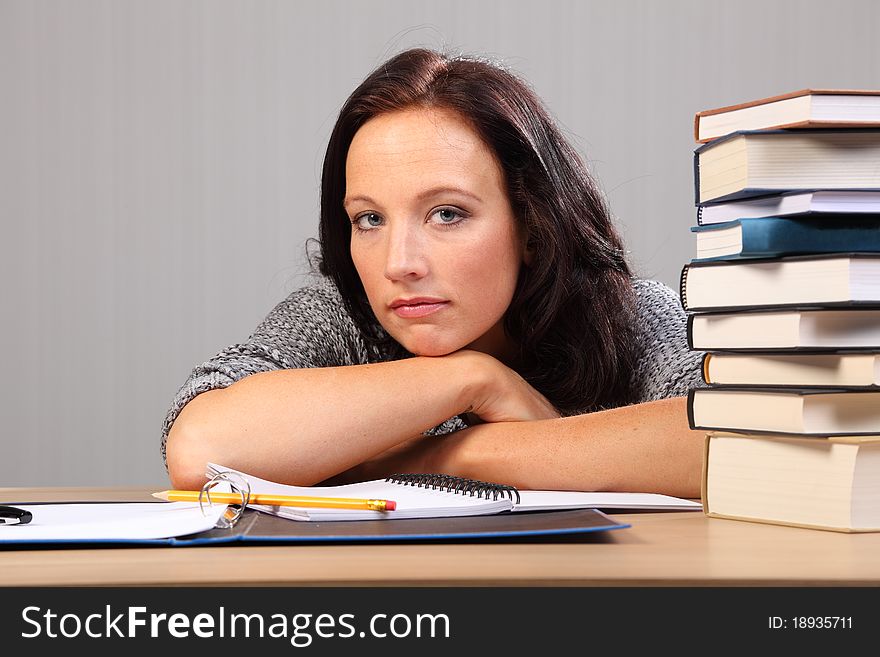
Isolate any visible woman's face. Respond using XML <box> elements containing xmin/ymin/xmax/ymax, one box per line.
<box><xmin>344</xmin><ymin>106</ymin><xmax>527</xmax><ymax>360</ymax></box>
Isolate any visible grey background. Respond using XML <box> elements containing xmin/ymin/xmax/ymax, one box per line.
<box><xmin>2</xmin><ymin>0</ymin><xmax>878</xmax><ymax>486</ymax></box>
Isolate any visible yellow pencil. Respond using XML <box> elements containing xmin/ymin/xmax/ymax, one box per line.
<box><xmin>152</xmin><ymin>490</ymin><xmax>396</xmax><ymax>511</ymax></box>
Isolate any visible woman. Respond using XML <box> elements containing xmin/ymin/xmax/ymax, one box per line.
<box><xmin>163</xmin><ymin>48</ymin><xmax>705</xmax><ymax>496</ymax></box>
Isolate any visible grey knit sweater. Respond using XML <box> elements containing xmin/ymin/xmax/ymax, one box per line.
<box><xmin>160</xmin><ymin>276</ymin><xmax>704</xmax><ymax>467</ymax></box>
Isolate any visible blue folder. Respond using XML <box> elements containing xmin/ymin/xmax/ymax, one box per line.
<box><xmin>0</xmin><ymin>506</ymin><xmax>630</xmax><ymax>547</ymax></box>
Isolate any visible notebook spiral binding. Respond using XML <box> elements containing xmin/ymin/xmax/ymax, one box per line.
<box><xmin>385</xmin><ymin>473</ymin><xmax>521</xmax><ymax>504</ymax></box>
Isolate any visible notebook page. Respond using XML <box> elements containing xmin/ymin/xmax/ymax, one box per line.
<box><xmin>207</xmin><ymin>464</ymin><xmax>513</xmax><ymax>521</ymax></box>
<box><xmin>514</xmin><ymin>490</ymin><xmax>702</xmax><ymax>512</ymax></box>
<box><xmin>0</xmin><ymin>502</ymin><xmax>226</xmax><ymax>542</ymax></box>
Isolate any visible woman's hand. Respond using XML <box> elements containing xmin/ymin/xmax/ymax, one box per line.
<box><xmin>318</xmin><ymin>352</ymin><xmax>560</xmax><ymax>484</ymax></box>
<box><xmin>456</xmin><ymin>350</ymin><xmax>561</xmax><ymax>423</ymax></box>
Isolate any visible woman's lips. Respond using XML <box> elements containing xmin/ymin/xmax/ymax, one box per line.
<box><xmin>391</xmin><ymin>301</ymin><xmax>449</xmax><ymax>318</ymax></box>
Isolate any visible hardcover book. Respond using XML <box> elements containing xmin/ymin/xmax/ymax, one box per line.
<box><xmin>687</xmin><ymin>388</ymin><xmax>880</xmax><ymax>436</ymax></box>
<box><xmin>679</xmin><ymin>254</ymin><xmax>880</xmax><ymax>312</ymax></box>
<box><xmin>694</xmin><ymin>89</ymin><xmax>880</xmax><ymax>143</ymax></box>
<box><xmin>691</xmin><ymin>215</ymin><xmax>880</xmax><ymax>261</ymax></box>
<box><xmin>701</xmin><ymin>352</ymin><xmax>880</xmax><ymax>388</ymax></box>
<box><xmin>702</xmin><ymin>432</ymin><xmax>880</xmax><ymax>532</ymax></box>
<box><xmin>693</xmin><ymin>130</ymin><xmax>880</xmax><ymax>204</ymax></box>
<box><xmin>697</xmin><ymin>190</ymin><xmax>880</xmax><ymax>226</ymax></box>
<box><xmin>687</xmin><ymin>308</ymin><xmax>880</xmax><ymax>351</ymax></box>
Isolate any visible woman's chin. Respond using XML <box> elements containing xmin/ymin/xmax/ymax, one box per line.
<box><xmin>397</xmin><ymin>337</ymin><xmax>462</xmax><ymax>358</ymax></box>
<box><xmin>405</xmin><ymin>345</ymin><xmax>457</xmax><ymax>358</ymax></box>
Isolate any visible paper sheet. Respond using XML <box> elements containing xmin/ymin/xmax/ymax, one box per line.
<box><xmin>0</xmin><ymin>502</ymin><xmax>226</xmax><ymax>542</ymax></box>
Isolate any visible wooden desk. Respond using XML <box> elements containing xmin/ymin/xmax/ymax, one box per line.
<box><xmin>2</xmin><ymin>487</ymin><xmax>879</xmax><ymax>587</ymax></box>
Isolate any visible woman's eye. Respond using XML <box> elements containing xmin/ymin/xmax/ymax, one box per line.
<box><xmin>354</xmin><ymin>213</ymin><xmax>383</xmax><ymax>230</ymax></box>
<box><xmin>430</xmin><ymin>207</ymin><xmax>464</xmax><ymax>225</ymax></box>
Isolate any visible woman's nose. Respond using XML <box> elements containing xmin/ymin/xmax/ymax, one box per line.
<box><xmin>383</xmin><ymin>222</ymin><xmax>429</xmax><ymax>281</ymax></box>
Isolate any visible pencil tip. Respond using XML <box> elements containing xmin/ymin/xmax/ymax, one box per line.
<box><xmin>152</xmin><ymin>491</ymin><xmax>168</xmax><ymax>500</ymax></box>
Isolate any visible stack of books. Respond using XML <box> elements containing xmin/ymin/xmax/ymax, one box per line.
<box><xmin>682</xmin><ymin>89</ymin><xmax>880</xmax><ymax>532</ymax></box>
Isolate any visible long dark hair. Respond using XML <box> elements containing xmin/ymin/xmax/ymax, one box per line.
<box><xmin>317</xmin><ymin>48</ymin><xmax>638</xmax><ymax>413</ymax></box>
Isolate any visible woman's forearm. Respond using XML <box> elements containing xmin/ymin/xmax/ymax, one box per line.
<box><xmin>352</xmin><ymin>397</ymin><xmax>705</xmax><ymax>498</ymax></box>
<box><xmin>166</xmin><ymin>351</ymin><xmax>486</xmax><ymax>489</ymax></box>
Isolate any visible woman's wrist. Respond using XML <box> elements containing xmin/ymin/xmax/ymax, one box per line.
<box><xmin>444</xmin><ymin>349</ymin><xmax>499</xmax><ymax>417</ymax></box>
<box><xmin>419</xmin><ymin>429</ymin><xmax>465</xmax><ymax>475</ymax></box>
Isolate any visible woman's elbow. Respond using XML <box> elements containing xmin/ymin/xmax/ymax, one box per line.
<box><xmin>164</xmin><ymin>390</ymin><xmax>234</xmax><ymax>489</ymax></box>
<box><xmin>165</xmin><ymin>422</ymin><xmax>214</xmax><ymax>490</ymax></box>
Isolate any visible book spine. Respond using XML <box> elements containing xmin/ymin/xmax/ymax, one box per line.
<box><xmin>696</xmin><ymin>205</ymin><xmax>704</xmax><ymax>226</ymax></box>
<box><xmin>738</xmin><ymin>216</ymin><xmax>880</xmax><ymax>257</ymax></box>
<box><xmin>693</xmin><ymin>150</ymin><xmax>701</xmax><ymax>206</ymax></box>
<box><xmin>686</xmin><ymin>388</ymin><xmax>698</xmax><ymax>429</ymax></box>
<box><xmin>686</xmin><ymin>313</ymin><xmax>696</xmax><ymax>349</ymax></box>
<box><xmin>679</xmin><ymin>264</ymin><xmax>691</xmax><ymax>311</ymax></box>
<box><xmin>701</xmin><ymin>353</ymin><xmax>712</xmax><ymax>384</ymax></box>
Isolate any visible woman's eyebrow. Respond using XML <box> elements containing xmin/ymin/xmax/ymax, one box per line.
<box><xmin>414</xmin><ymin>186</ymin><xmax>484</xmax><ymax>203</ymax></box>
<box><xmin>344</xmin><ymin>186</ymin><xmax>483</xmax><ymax>209</ymax></box>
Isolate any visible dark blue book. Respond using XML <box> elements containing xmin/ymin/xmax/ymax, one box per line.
<box><xmin>690</xmin><ymin>215</ymin><xmax>880</xmax><ymax>261</ymax></box>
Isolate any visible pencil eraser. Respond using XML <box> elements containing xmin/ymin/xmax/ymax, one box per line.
<box><xmin>385</xmin><ymin>500</ymin><xmax>396</xmax><ymax>511</ymax></box>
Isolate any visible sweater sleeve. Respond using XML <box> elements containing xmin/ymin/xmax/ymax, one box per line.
<box><xmin>629</xmin><ymin>279</ymin><xmax>706</xmax><ymax>403</ymax></box>
<box><xmin>160</xmin><ymin>276</ymin><xmax>378</xmax><ymax>468</ymax></box>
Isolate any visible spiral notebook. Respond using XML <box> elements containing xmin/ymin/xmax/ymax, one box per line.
<box><xmin>0</xmin><ymin>467</ymin><xmax>699</xmax><ymax>546</ymax></box>
<box><xmin>206</xmin><ymin>463</ymin><xmax>701</xmax><ymax>522</ymax></box>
